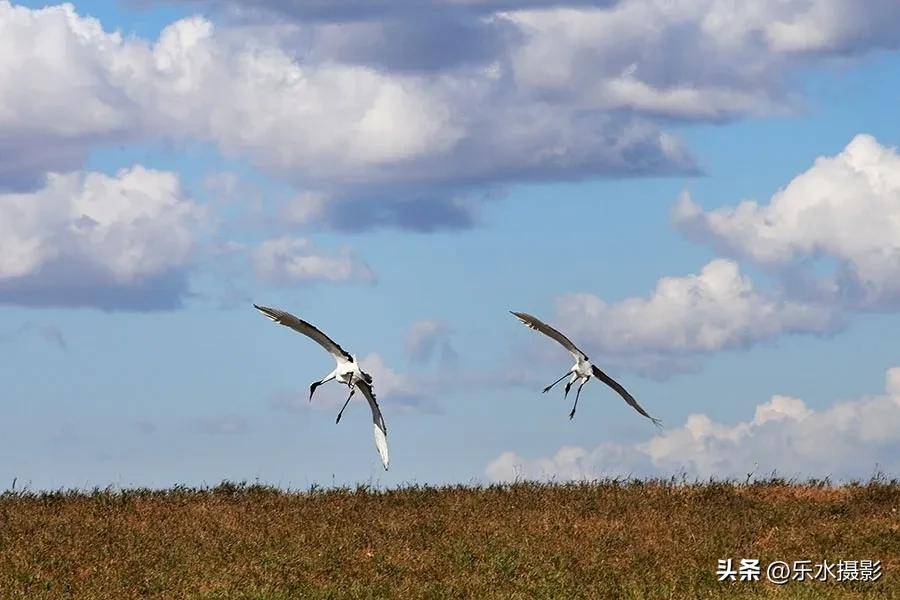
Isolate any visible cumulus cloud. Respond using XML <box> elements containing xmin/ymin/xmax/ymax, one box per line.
<box><xmin>504</xmin><ymin>1</ymin><xmax>900</xmax><ymax>120</ymax></box>
<box><xmin>487</xmin><ymin>366</ymin><xmax>900</xmax><ymax>482</ymax></box>
<box><xmin>546</xmin><ymin>259</ymin><xmax>839</xmax><ymax>376</ymax></box>
<box><xmin>144</xmin><ymin>18</ymin><xmax>469</xmax><ymax>179</ymax></box>
<box><xmin>0</xmin><ymin>2</ymin><xmax>143</xmax><ymax>189</ymax></box>
<box><xmin>0</xmin><ymin>166</ymin><xmax>202</xmax><ymax>310</ymax></box>
<box><xmin>135</xmin><ymin>15</ymin><xmax>693</xmax><ymax>224</ymax></box>
<box><xmin>525</xmin><ymin>135</ymin><xmax>900</xmax><ymax>377</ymax></box>
<box><xmin>0</xmin><ymin>1</ymin><xmax>693</xmax><ymax>231</ymax></box>
<box><xmin>173</xmin><ymin>0</ymin><xmax>612</xmax><ymax>23</ymax></box>
<box><xmin>763</xmin><ymin>0</ymin><xmax>900</xmax><ymax>54</ymax></box>
<box><xmin>673</xmin><ymin>135</ymin><xmax>900</xmax><ymax>309</ymax></box>
<box><xmin>303</xmin><ymin>11</ymin><xmax>516</xmax><ymax>72</ymax></box>
<box><xmin>405</xmin><ymin>320</ymin><xmax>457</xmax><ymax>364</ymax></box>
<box><xmin>5</xmin><ymin>1</ymin><xmax>900</xmax><ymax>230</ymax></box>
<box><xmin>176</xmin><ymin>0</ymin><xmax>900</xmax><ymax>62</ymax></box>
<box><xmin>358</xmin><ymin>353</ymin><xmax>433</xmax><ymax>411</ymax></box>
<box><xmin>530</xmin><ymin>134</ymin><xmax>900</xmax><ymax>377</ymax></box>
<box><xmin>251</xmin><ymin>236</ymin><xmax>376</xmax><ymax>286</ymax></box>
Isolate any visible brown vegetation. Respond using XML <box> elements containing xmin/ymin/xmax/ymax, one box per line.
<box><xmin>0</xmin><ymin>479</ymin><xmax>897</xmax><ymax>599</ymax></box>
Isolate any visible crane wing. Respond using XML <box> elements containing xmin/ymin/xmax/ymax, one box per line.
<box><xmin>510</xmin><ymin>311</ymin><xmax>587</xmax><ymax>361</ymax></box>
<box><xmin>254</xmin><ymin>304</ymin><xmax>353</xmax><ymax>363</ymax></box>
<box><xmin>354</xmin><ymin>379</ymin><xmax>389</xmax><ymax>471</ymax></box>
<box><xmin>592</xmin><ymin>365</ymin><xmax>662</xmax><ymax>428</ymax></box>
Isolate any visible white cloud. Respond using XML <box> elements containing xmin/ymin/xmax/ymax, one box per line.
<box><xmin>0</xmin><ymin>1</ymin><xmax>692</xmax><ymax>229</ymax></box>
<box><xmin>503</xmin><ymin>4</ymin><xmax>784</xmax><ymax>121</ymax></box>
<box><xmin>251</xmin><ymin>236</ymin><xmax>376</xmax><ymax>285</ymax></box>
<box><xmin>526</xmin><ymin>134</ymin><xmax>900</xmax><ymax>377</ymax></box>
<box><xmin>487</xmin><ymin>366</ymin><xmax>900</xmax><ymax>482</ymax></box>
<box><xmin>405</xmin><ymin>319</ymin><xmax>456</xmax><ymax>364</ymax></box>
<box><xmin>358</xmin><ymin>353</ymin><xmax>427</xmax><ymax>410</ymax></box>
<box><xmin>0</xmin><ymin>166</ymin><xmax>202</xmax><ymax>309</ymax></box>
<box><xmin>763</xmin><ymin>0</ymin><xmax>900</xmax><ymax>54</ymax></box>
<box><xmin>129</xmin><ymin>2</ymin><xmax>899</xmax><ymax>235</ymax></box>
<box><xmin>0</xmin><ymin>2</ymin><xmax>687</xmax><ymax>184</ymax></box>
<box><xmin>281</xmin><ymin>192</ymin><xmax>331</xmax><ymax>225</ymax></box>
<box><xmin>3</xmin><ymin>1</ymin><xmax>899</xmax><ymax>230</ymax></box>
<box><xmin>0</xmin><ymin>2</ymin><xmax>468</xmax><ymax>188</ymax></box>
<box><xmin>0</xmin><ymin>2</ymin><xmax>144</xmax><ymax>188</ymax></box>
<box><xmin>136</xmin><ymin>15</ymin><xmax>695</xmax><ymax>219</ymax></box>
<box><xmin>550</xmin><ymin>259</ymin><xmax>838</xmax><ymax>374</ymax></box>
<box><xmin>186</xmin><ymin>0</ymin><xmax>900</xmax><ymax>64</ymax></box>
<box><xmin>503</xmin><ymin>1</ymin><xmax>900</xmax><ymax>120</ymax></box>
<box><xmin>673</xmin><ymin>135</ymin><xmax>900</xmax><ymax>308</ymax></box>
<box><xmin>141</xmin><ymin>17</ymin><xmax>466</xmax><ymax>178</ymax></box>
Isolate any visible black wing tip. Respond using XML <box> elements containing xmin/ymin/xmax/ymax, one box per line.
<box><xmin>650</xmin><ymin>417</ymin><xmax>663</xmax><ymax>429</ymax></box>
<box><xmin>509</xmin><ymin>310</ymin><xmax>531</xmax><ymax>324</ymax></box>
<box><xmin>253</xmin><ymin>304</ymin><xmax>277</xmax><ymax>319</ymax></box>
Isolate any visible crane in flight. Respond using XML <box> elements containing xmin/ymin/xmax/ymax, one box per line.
<box><xmin>254</xmin><ymin>304</ymin><xmax>390</xmax><ymax>470</ymax></box>
<box><xmin>510</xmin><ymin>311</ymin><xmax>661</xmax><ymax>427</ymax></box>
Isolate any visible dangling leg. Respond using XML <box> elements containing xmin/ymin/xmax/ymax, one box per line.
<box><xmin>543</xmin><ymin>371</ymin><xmax>572</xmax><ymax>394</ymax></box>
<box><xmin>336</xmin><ymin>386</ymin><xmax>355</xmax><ymax>424</ymax></box>
<box><xmin>569</xmin><ymin>378</ymin><xmax>588</xmax><ymax>420</ymax></box>
<box><xmin>310</xmin><ymin>370</ymin><xmax>337</xmax><ymax>401</ymax></box>
<box><xmin>564</xmin><ymin>372</ymin><xmax>578</xmax><ymax>398</ymax></box>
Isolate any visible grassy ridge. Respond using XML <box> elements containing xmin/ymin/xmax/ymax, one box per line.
<box><xmin>0</xmin><ymin>480</ymin><xmax>897</xmax><ymax>599</ymax></box>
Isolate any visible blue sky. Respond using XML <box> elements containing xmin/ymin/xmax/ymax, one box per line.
<box><xmin>2</xmin><ymin>0</ymin><xmax>900</xmax><ymax>489</ymax></box>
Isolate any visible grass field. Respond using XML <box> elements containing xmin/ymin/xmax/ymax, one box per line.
<box><xmin>0</xmin><ymin>479</ymin><xmax>897</xmax><ymax>599</ymax></box>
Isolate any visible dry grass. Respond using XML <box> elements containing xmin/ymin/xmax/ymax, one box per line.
<box><xmin>0</xmin><ymin>479</ymin><xmax>897</xmax><ymax>599</ymax></box>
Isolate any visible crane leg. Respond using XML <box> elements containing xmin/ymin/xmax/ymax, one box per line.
<box><xmin>543</xmin><ymin>371</ymin><xmax>571</xmax><ymax>394</ymax></box>
<box><xmin>336</xmin><ymin>387</ymin><xmax>355</xmax><ymax>424</ymax></box>
<box><xmin>569</xmin><ymin>379</ymin><xmax>587</xmax><ymax>420</ymax></box>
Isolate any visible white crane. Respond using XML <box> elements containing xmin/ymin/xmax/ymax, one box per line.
<box><xmin>254</xmin><ymin>304</ymin><xmax>389</xmax><ymax>470</ymax></box>
<box><xmin>510</xmin><ymin>311</ymin><xmax>661</xmax><ymax>427</ymax></box>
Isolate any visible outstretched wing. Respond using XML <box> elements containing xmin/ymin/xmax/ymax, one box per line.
<box><xmin>254</xmin><ymin>304</ymin><xmax>352</xmax><ymax>362</ymax></box>
<box><xmin>510</xmin><ymin>311</ymin><xmax>587</xmax><ymax>361</ymax></box>
<box><xmin>354</xmin><ymin>379</ymin><xmax>389</xmax><ymax>471</ymax></box>
<box><xmin>592</xmin><ymin>365</ymin><xmax>662</xmax><ymax>428</ymax></box>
